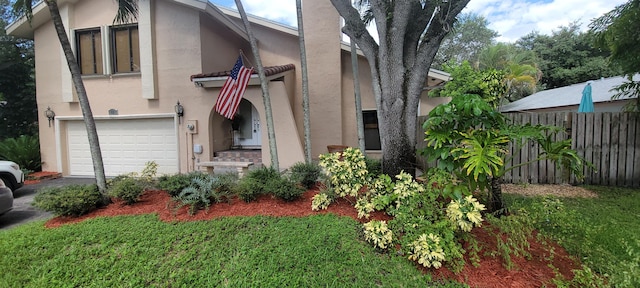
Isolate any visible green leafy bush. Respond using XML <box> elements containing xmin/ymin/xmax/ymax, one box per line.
<box><xmin>364</xmin><ymin>157</ymin><xmax>382</xmax><ymax>177</ymax></box>
<box><xmin>107</xmin><ymin>176</ymin><xmax>144</xmax><ymax>205</ymax></box>
<box><xmin>0</xmin><ymin>135</ymin><xmax>41</xmax><ymax>172</ymax></box>
<box><xmin>33</xmin><ymin>184</ymin><xmax>103</xmax><ymax>216</ymax></box>
<box><xmin>363</xmin><ymin>220</ymin><xmax>393</xmax><ymax>250</ymax></box>
<box><xmin>235</xmin><ymin>177</ymin><xmax>263</xmax><ymax>202</ymax></box>
<box><xmin>288</xmin><ymin>162</ymin><xmax>321</xmax><ymax>189</ymax></box>
<box><xmin>266</xmin><ymin>176</ymin><xmax>305</xmax><ymax>202</ymax></box>
<box><xmin>158</xmin><ymin>171</ymin><xmax>208</xmax><ymax>197</ymax></box>
<box><xmin>235</xmin><ymin>167</ymin><xmax>280</xmax><ymax>202</ymax></box>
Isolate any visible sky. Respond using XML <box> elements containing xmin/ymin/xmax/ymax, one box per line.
<box><xmin>211</xmin><ymin>0</ymin><xmax>627</xmax><ymax>43</ymax></box>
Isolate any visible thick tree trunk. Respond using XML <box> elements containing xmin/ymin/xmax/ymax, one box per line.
<box><xmin>235</xmin><ymin>0</ymin><xmax>279</xmax><ymax>170</ymax></box>
<box><xmin>378</xmin><ymin>103</ymin><xmax>416</xmax><ymax>177</ymax></box>
<box><xmin>296</xmin><ymin>0</ymin><xmax>312</xmax><ymax>163</ymax></box>
<box><xmin>489</xmin><ymin>177</ymin><xmax>505</xmax><ymax>215</ymax></box>
<box><xmin>46</xmin><ymin>0</ymin><xmax>108</xmax><ymax>196</ymax></box>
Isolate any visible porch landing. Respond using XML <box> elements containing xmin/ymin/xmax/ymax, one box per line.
<box><xmin>213</xmin><ymin>149</ymin><xmax>262</xmax><ymax>165</ymax></box>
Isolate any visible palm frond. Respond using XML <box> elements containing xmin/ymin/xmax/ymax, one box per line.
<box><xmin>113</xmin><ymin>0</ymin><xmax>138</xmax><ymax>25</ymax></box>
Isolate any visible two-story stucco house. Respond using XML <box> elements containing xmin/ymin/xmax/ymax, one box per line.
<box><xmin>7</xmin><ymin>0</ymin><xmax>449</xmax><ymax>177</ymax></box>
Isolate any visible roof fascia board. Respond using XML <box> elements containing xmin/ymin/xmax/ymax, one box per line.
<box><xmin>6</xmin><ymin>0</ymin><xmax>55</xmax><ymax>39</ymax></box>
<box><xmin>216</xmin><ymin>6</ymin><xmax>298</xmax><ymax>37</ymax></box>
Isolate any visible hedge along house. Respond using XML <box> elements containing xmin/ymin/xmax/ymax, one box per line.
<box><xmin>7</xmin><ymin>0</ymin><xmax>449</xmax><ymax>177</ymax></box>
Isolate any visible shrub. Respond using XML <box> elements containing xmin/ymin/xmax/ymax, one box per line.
<box><xmin>288</xmin><ymin>162</ymin><xmax>321</xmax><ymax>189</ymax></box>
<box><xmin>446</xmin><ymin>195</ymin><xmax>486</xmax><ymax>232</ymax></box>
<box><xmin>158</xmin><ymin>172</ymin><xmax>207</xmax><ymax>197</ymax></box>
<box><xmin>319</xmin><ymin>147</ymin><xmax>368</xmax><ymax>197</ymax></box>
<box><xmin>311</xmin><ymin>192</ymin><xmax>332</xmax><ymax>211</ymax></box>
<box><xmin>364</xmin><ymin>157</ymin><xmax>382</xmax><ymax>177</ymax></box>
<box><xmin>107</xmin><ymin>176</ymin><xmax>144</xmax><ymax>205</ymax></box>
<box><xmin>0</xmin><ymin>135</ymin><xmax>41</xmax><ymax>172</ymax></box>
<box><xmin>267</xmin><ymin>176</ymin><xmax>305</xmax><ymax>202</ymax></box>
<box><xmin>236</xmin><ymin>167</ymin><xmax>281</xmax><ymax>202</ymax></box>
<box><xmin>408</xmin><ymin>233</ymin><xmax>446</xmax><ymax>269</ymax></box>
<box><xmin>33</xmin><ymin>184</ymin><xmax>103</xmax><ymax>216</ymax></box>
<box><xmin>235</xmin><ymin>177</ymin><xmax>263</xmax><ymax>202</ymax></box>
<box><xmin>363</xmin><ymin>220</ymin><xmax>393</xmax><ymax>250</ymax></box>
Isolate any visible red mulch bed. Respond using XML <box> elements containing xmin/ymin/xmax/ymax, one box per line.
<box><xmin>45</xmin><ymin>189</ymin><xmax>579</xmax><ymax>287</ymax></box>
<box><xmin>25</xmin><ymin>171</ymin><xmax>62</xmax><ymax>185</ymax></box>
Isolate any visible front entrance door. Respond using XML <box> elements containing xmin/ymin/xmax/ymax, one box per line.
<box><xmin>237</xmin><ymin>99</ymin><xmax>261</xmax><ymax>148</ymax></box>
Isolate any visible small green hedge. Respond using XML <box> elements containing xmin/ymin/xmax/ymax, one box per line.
<box><xmin>107</xmin><ymin>176</ymin><xmax>144</xmax><ymax>205</ymax></box>
<box><xmin>33</xmin><ymin>184</ymin><xmax>103</xmax><ymax>216</ymax></box>
<box><xmin>288</xmin><ymin>162</ymin><xmax>321</xmax><ymax>189</ymax></box>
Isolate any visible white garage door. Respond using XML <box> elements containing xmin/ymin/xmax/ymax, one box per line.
<box><xmin>67</xmin><ymin>118</ymin><xmax>179</xmax><ymax>176</ymax></box>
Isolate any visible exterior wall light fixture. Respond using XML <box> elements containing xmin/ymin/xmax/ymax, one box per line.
<box><xmin>45</xmin><ymin>106</ymin><xmax>56</xmax><ymax>127</ymax></box>
<box><xmin>175</xmin><ymin>101</ymin><xmax>184</xmax><ymax>123</ymax></box>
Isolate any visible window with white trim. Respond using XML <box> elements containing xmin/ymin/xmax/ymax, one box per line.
<box><xmin>111</xmin><ymin>25</ymin><xmax>140</xmax><ymax>73</ymax></box>
<box><xmin>76</xmin><ymin>28</ymin><xmax>103</xmax><ymax>75</ymax></box>
<box><xmin>75</xmin><ymin>24</ymin><xmax>140</xmax><ymax>75</ymax></box>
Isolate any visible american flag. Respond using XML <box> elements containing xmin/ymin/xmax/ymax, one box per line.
<box><xmin>215</xmin><ymin>56</ymin><xmax>254</xmax><ymax>119</ymax></box>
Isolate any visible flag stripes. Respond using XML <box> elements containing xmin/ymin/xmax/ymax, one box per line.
<box><xmin>215</xmin><ymin>56</ymin><xmax>254</xmax><ymax>119</ymax></box>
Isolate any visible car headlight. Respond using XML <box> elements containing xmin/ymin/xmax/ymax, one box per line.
<box><xmin>10</xmin><ymin>163</ymin><xmax>20</xmax><ymax>171</ymax></box>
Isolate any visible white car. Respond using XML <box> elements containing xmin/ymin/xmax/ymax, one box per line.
<box><xmin>0</xmin><ymin>179</ymin><xmax>13</xmax><ymax>216</ymax></box>
<box><xmin>0</xmin><ymin>160</ymin><xmax>25</xmax><ymax>193</ymax></box>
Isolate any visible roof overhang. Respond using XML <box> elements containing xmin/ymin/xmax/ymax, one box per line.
<box><xmin>192</xmin><ymin>69</ymin><xmax>293</xmax><ymax>88</ymax></box>
<box><xmin>217</xmin><ymin>6</ymin><xmax>298</xmax><ymax>37</ymax></box>
<box><xmin>6</xmin><ymin>0</ymin><xmax>80</xmax><ymax>39</ymax></box>
<box><xmin>6</xmin><ymin>0</ymin><xmax>249</xmax><ymax>41</ymax></box>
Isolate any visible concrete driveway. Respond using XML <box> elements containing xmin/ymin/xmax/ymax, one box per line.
<box><xmin>0</xmin><ymin>178</ymin><xmax>95</xmax><ymax>230</ymax></box>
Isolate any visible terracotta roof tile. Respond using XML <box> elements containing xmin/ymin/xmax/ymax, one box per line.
<box><xmin>190</xmin><ymin>64</ymin><xmax>295</xmax><ymax>80</ymax></box>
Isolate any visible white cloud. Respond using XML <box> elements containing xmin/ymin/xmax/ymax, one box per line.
<box><xmin>465</xmin><ymin>0</ymin><xmax>627</xmax><ymax>42</ymax></box>
<box><xmin>226</xmin><ymin>0</ymin><xmax>297</xmax><ymax>26</ymax></box>
<box><xmin>213</xmin><ymin>0</ymin><xmax>627</xmax><ymax>43</ymax></box>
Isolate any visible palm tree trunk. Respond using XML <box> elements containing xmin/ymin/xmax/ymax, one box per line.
<box><xmin>296</xmin><ymin>0</ymin><xmax>312</xmax><ymax>163</ymax></box>
<box><xmin>234</xmin><ymin>0</ymin><xmax>279</xmax><ymax>170</ymax></box>
<box><xmin>45</xmin><ymin>0</ymin><xmax>108</xmax><ymax>196</ymax></box>
<box><xmin>350</xmin><ymin>40</ymin><xmax>366</xmax><ymax>154</ymax></box>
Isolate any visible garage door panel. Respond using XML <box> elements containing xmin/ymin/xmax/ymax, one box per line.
<box><xmin>67</xmin><ymin>118</ymin><xmax>178</xmax><ymax>176</ymax></box>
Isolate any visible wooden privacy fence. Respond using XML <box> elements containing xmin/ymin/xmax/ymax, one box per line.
<box><xmin>416</xmin><ymin>112</ymin><xmax>640</xmax><ymax>187</ymax></box>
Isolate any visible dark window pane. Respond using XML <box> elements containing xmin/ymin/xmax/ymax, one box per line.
<box><xmin>363</xmin><ymin>111</ymin><xmax>381</xmax><ymax>150</ymax></box>
<box><xmin>76</xmin><ymin>29</ymin><xmax>102</xmax><ymax>74</ymax></box>
<box><xmin>112</xmin><ymin>25</ymin><xmax>139</xmax><ymax>73</ymax></box>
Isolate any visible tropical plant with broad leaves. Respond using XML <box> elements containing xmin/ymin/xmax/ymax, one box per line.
<box><xmin>423</xmin><ymin>83</ymin><xmax>591</xmax><ymax>214</ymax></box>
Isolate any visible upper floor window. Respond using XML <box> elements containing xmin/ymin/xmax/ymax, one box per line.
<box><xmin>75</xmin><ymin>25</ymin><xmax>140</xmax><ymax>75</ymax></box>
<box><xmin>111</xmin><ymin>25</ymin><xmax>140</xmax><ymax>73</ymax></box>
<box><xmin>76</xmin><ymin>28</ymin><xmax>103</xmax><ymax>75</ymax></box>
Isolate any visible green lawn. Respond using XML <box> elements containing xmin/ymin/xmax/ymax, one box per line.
<box><xmin>506</xmin><ymin>185</ymin><xmax>640</xmax><ymax>287</ymax></box>
<box><xmin>0</xmin><ymin>214</ymin><xmax>461</xmax><ymax>287</ymax></box>
<box><xmin>2</xmin><ymin>185</ymin><xmax>638</xmax><ymax>287</ymax></box>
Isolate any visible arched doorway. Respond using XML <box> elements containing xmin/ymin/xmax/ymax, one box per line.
<box><xmin>234</xmin><ymin>99</ymin><xmax>261</xmax><ymax>149</ymax></box>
